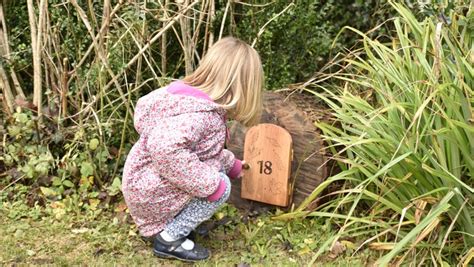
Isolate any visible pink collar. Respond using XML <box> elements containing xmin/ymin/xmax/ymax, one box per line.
<box><xmin>167</xmin><ymin>81</ymin><xmax>212</xmax><ymax>101</ymax></box>
<box><xmin>167</xmin><ymin>81</ymin><xmax>230</xmax><ymax>141</ymax></box>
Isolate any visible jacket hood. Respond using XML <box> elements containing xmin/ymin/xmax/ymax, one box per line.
<box><xmin>133</xmin><ymin>81</ymin><xmax>224</xmax><ymax>135</ymax></box>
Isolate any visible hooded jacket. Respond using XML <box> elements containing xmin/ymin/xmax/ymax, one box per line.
<box><xmin>122</xmin><ymin>81</ymin><xmax>241</xmax><ymax>237</ymax></box>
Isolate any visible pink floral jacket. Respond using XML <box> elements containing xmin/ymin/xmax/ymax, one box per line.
<box><xmin>122</xmin><ymin>81</ymin><xmax>241</xmax><ymax>237</ymax></box>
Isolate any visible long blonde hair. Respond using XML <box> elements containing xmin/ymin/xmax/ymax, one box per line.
<box><xmin>183</xmin><ymin>37</ymin><xmax>263</xmax><ymax>126</ymax></box>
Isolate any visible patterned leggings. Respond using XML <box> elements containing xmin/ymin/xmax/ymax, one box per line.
<box><xmin>163</xmin><ymin>173</ymin><xmax>231</xmax><ymax>239</ymax></box>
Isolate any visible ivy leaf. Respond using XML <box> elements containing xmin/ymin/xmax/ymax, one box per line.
<box><xmin>16</xmin><ymin>113</ymin><xmax>28</xmax><ymax>124</ymax></box>
<box><xmin>8</xmin><ymin>125</ymin><xmax>21</xmax><ymax>136</ymax></box>
<box><xmin>107</xmin><ymin>177</ymin><xmax>122</xmax><ymax>196</ymax></box>
<box><xmin>52</xmin><ymin>177</ymin><xmax>62</xmax><ymax>186</ymax></box>
<box><xmin>79</xmin><ymin>177</ymin><xmax>90</xmax><ymax>191</ymax></box>
<box><xmin>40</xmin><ymin>186</ymin><xmax>57</xmax><ymax>197</ymax></box>
<box><xmin>89</xmin><ymin>138</ymin><xmax>99</xmax><ymax>151</ymax></box>
<box><xmin>62</xmin><ymin>180</ymin><xmax>74</xmax><ymax>188</ymax></box>
<box><xmin>21</xmin><ymin>164</ymin><xmax>35</xmax><ymax>179</ymax></box>
<box><xmin>80</xmin><ymin>162</ymin><xmax>94</xmax><ymax>178</ymax></box>
<box><xmin>89</xmin><ymin>199</ymin><xmax>100</xmax><ymax>210</ymax></box>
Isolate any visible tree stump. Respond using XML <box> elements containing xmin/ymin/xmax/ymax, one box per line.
<box><xmin>227</xmin><ymin>91</ymin><xmax>328</xmax><ymax>210</ymax></box>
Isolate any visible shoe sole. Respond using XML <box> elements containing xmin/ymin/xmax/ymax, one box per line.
<box><xmin>153</xmin><ymin>249</ymin><xmax>210</xmax><ymax>262</ymax></box>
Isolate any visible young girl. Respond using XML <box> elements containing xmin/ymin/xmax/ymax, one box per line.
<box><xmin>122</xmin><ymin>37</ymin><xmax>263</xmax><ymax>261</ymax></box>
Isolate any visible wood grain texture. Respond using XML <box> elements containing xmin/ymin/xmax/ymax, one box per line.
<box><xmin>241</xmin><ymin>124</ymin><xmax>292</xmax><ymax>207</ymax></box>
<box><xmin>227</xmin><ymin>91</ymin><xmax>328</xmax><ymax>210</ymax></box>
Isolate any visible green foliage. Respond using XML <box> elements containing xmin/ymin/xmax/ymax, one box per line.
<box><xmin>297</xmin><ymin>2</ymin><xmax>473</xmax><ymax>265</ymax></box>
<box><xmin>1</xmin><ymin>108</ymin><xmax>125</xmax><ymax>213</ymax></box>
<box><xmin>3</xmin><ymin>110</ymin><xmax>53</xmax><ymax>179</ymax></box>
<box><xmin>232</xmin><ymin>0</ymin><xmax>395</xmax><ymax>89</ymax></box>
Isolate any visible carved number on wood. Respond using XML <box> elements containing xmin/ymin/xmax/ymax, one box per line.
<box><xmin>257</xmin><ymin>160</ymin><xmax>272</xmax><ymax>175</ymax></box>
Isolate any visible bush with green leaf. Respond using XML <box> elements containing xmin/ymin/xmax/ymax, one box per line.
<box><xmin>232</xmin><ymin>0</ymin><xmax>395</xmax><ymax>89</ymax></box>
<box><xmin>282</xmin><ymin>2</ymin><xmax>473</xmax><ymax>265</ymax></box>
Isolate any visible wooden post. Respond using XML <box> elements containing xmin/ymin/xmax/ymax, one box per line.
<box><xmin>241</xmin><ymin>124</ymin><xmax>293</xmax><ymax>207</ymax></box>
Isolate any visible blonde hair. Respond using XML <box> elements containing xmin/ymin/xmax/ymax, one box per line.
<box><xmin>183</xmin><ymin>37</ymin><xmax>263</xmax><ymax>126</ymax></box>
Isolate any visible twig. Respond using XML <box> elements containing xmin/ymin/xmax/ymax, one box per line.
<box><xmin>27</xmin><ymin>0</ymin><xmax>43</xmax><ymax>117</ymax></box>
<box><xmin>70</xmin><ymin>0</ymin><xmax>132</xmax><ymax>119</ymax></box>
<box><xmin>112</xmin><ymin>82</ymin><xmax>132</xmax><ymax>179</ymax></box>
<box><xmin>179</xmin><ymin>0</ymin><xmax>193</xmax><ymax>75</ymax></box>
<box><xmin>0</xmin><ymin>175</ymin><xmax>26</xmax><ymax>193</ymax></box>
<box><xmin>161</xmin><ymin>0</ymin><xmax>168</xmax><ymax>74</ymax></box>
<box><xmin>99</xmin><ymin>0</ymin><xmax>112</xmax><ymax>53</ymax></box>
<box><xmin>234</xmin><ymin>1</ymin><xmax>274</xmax><ymax>7</ymax></box>
<box><xmin>113</xmin><ymin>16</ymin><xmax>160</xmax><ymax>79</ymax></box>
<box><xmin>208</xmin><ymin>0</ymin><xmax>215</xmax><ymax>49</ymax></box>
<box><xmin>251</xmin><ymin>2</ymin><xmax>294</xmax><ymax>47</ymax></box>
<box><xmin>68</xmin><ymin>1</ymin><xmax>123</xmax><ymax>78</ymax></box>
<box><xmin>0</xmin><ymin>64</ymin><xmax>14</xmax><ymax>113</ymax></box>
<box><xmin>218</xmin><ymin>0</ymin><xmax>230</xmax><ymax>40</ymax></box>
<box><xmin>62</xmin><ymin>96</ymin><xmax>97</xmax><ymax>120</ymax></box>
<box><xmin>102</xmin><ymin>0</ymin><xmax>200</xmax><ymax>92</ymax></box>
<box><xmin>0</xmin><ymin>0</ymin><xmax>25</xmax><ymax>98</ymax></box>
<box><xmin>61</xmin><ymin>57</ymin><xmax>68</xmax><ymax>118</ymax></box>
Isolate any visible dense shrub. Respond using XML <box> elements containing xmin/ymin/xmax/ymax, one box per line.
<box><xmin>296</xmin><ymin>2</ymin><xmax>473</xmax><ymax>265</ymax></box>
<box><xmin>231</xmin><ymin>0</ymin><xmax>395</xmax><ymax>88</ymax></box>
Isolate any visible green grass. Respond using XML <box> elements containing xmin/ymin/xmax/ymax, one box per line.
<box><xmin>0</xmin><ymin>190</ymin><xmax>375</xmax><ymax>266</ymax></box>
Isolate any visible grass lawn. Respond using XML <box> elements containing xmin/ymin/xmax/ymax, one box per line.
<box><xmin>0</xmin><ymin>189</ymin><xmax>375</xmax><ymax>266</ymax></box>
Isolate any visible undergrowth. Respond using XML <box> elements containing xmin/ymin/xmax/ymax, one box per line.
<box><xmin>0</xmin><ymin>186</ymin><xmax>375</xmax><ymax>266</ymax></box>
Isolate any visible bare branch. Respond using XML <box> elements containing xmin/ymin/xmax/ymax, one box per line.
<box><xmin>103</xmin><ymin>0</ymin><xmax>200</xmax><ymax>92</ymax></box>
<box><xmin>251</xmin><ymin>2</ymin><xmax>294</xmax><ymax>47</ymax></box>
<box><xmin>0</xmin><ymin>0</ymin><xmax>25</xmax><ymax>99</ymax></box>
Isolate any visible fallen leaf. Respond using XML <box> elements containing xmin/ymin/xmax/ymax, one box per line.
<box><xmin>298</xmin><ymin>246</ymin><xmax>311</xmax><ymax>255</ymax></box>
<box><xmin>414</xmin><ymin>199</ymin><xmax>427</xmax><ymax>225</ymax></box>
<box><xmin>72</xmin><ymin>228</ymin><xmax>91</xmax><ymax>234</ymax></box>
<box><xmin>89</xmin><ymin>199</ymin><xmax>100</xmax><ymax>210</ymax></box>
<box><xmin>94</xmin><ymin>248</ymin><xmax>105</xmax><ymax>256</ymax></box>
<box><xmin>114</xmin><ymin>202</ymin><xmax>128</xmax><ymax>212</ymax></box>
<box><xmin>368</xmin><ymin>242</ymin><xmax>395</xmax><ymax>250</ymax></box>
<box><xmin>26</xmin><ymin>250</ymin><xmax>36</xmax><ymax>256</ymax></box>
<box><xmin>50</xmin><ymin>201</ymin><xmax>65</xmax><ymax>209</ymax></box>
<box><xmin>328</xmin><ymin>241</ymin><xmax>346</xmax><ymax>258</ymax></box>
<box><xmin>341</xmin><ymin>240</ymin><xmax>356</xmax><ymax>250</ymax></box>
<box><xmin>215</xmin><ymin>212</ymin><xmax>225</xmax><ymax>220</ymax></box>
<box><xmin>40</xmin><ymin>187</ymin><xmax>57</xmax><ymax>197</ymax></box>
<box><xmin>15</xmin><ymin>97</ymin><xmax>36</xmax><ymax>110</ymax></box>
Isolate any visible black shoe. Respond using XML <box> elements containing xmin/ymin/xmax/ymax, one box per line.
<box><xmin>188</xmin><ymin>223</ymin><xmax>212</xmax><ymax>241</ymax></box>
<box><xmin>153</xmin><ymin>234</ymin><xmax>210</xmax><ymax>262</ymax></box>
<box><xmin>142</xmin><ymin>227</ymin><xmax>207</xmax><ymax>244</ymax></box>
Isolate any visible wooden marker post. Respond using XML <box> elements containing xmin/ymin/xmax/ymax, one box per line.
<box><xmin>241</xmin><ymin>124</ymin><xmax>293</xmax><ymax>207</ymax></box>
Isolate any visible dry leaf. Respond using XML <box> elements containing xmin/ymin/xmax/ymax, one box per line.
<box><xmin>368</xmin><ymin>242</ymin><xmax>395</xmax><ymax>250</ymax></box>
<box><xmin>328</xmin><ymin>241</ymin><xmax>346</xmax><ymax>258</ymax></box>
<box><xmin>72</xmin><ymin>228</ymin><xmax>90</xmax><ymax>234</ymax></box>
<box><xmin>114</xmin><ymin>201</ymin><xmax>128</xmax><ymax>212</ymax></box>
<box><xmin>414</xmin><ymin>199</ymin><xmax>427</xmax><ymax>225</ymax></box>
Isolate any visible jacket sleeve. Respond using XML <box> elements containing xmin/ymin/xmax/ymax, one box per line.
<box><xmin>145</xmin><ymin>112</ymin><xmax>222</xmax><ymax>198</ymax></box>
<box><xmin>221</xmin><ymin>149</ymin><xmax>242</xmax><ymax>179</ymax></box>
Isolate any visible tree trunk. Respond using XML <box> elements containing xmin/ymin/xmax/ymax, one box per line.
<box><xmin>227</xmin><ymin>91</ymin><xmax>329</xmax><ymax>211</ymax></box>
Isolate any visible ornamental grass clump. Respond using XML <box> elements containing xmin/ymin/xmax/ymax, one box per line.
<box><xmin>283</xmin><ymin>2</ymin><xmax>473</xmax><ymax>265</ymax></box>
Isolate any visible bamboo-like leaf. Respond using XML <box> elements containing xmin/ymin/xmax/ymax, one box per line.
<box><xmin>304</xmin><ymin>1</ymin><xmax>473</xmax><ymax>262</ymax></box>
<box><xmin>376</xmin><ymin>191</ymin><xmax>454</xmax><ymax>265</ymax></box>
<box><xmin>369</xmin><ymin>242</ymin><xmax>395</xmax><ymax>251</ymax></box>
